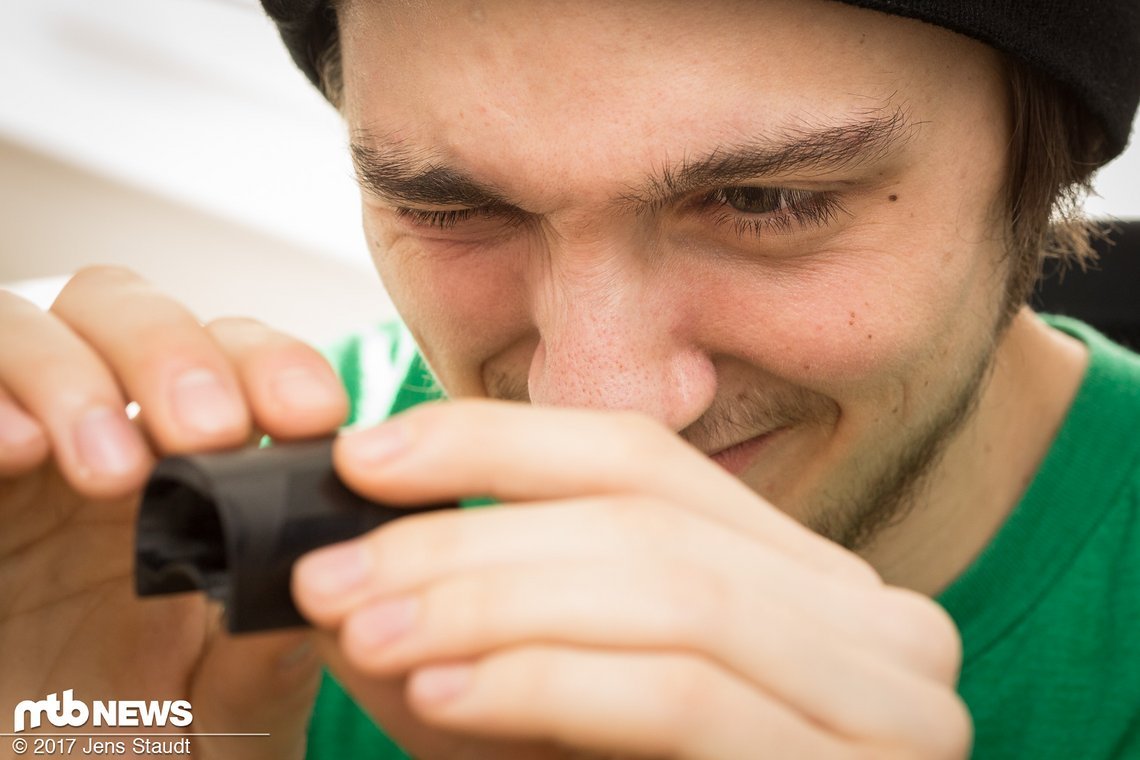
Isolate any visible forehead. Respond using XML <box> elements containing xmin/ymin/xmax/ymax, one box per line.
<box><xmin>337</xmin><ymin>0</ymin><xmax>1001</xmax><ymax>197</ymax></box>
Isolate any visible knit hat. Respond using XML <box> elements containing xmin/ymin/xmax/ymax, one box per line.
<box><xmin>261</xmin><ymin>0</ymin><xmax>1140</xmax><ymax>161</ymax></box>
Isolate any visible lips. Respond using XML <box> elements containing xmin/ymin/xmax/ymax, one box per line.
<box><xmin>709</xmin><ymin>428</ymin><xmax>785</xmax><ymax>476</ymax></box>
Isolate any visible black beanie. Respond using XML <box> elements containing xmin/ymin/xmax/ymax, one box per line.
<box><xmin>261</xmin><ymin>0</ymin><xmax>1140</xmax><ymax>162</ymax></box>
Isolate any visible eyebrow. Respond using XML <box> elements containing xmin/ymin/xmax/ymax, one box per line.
<box><xmin>350</xmin><ymin>141</ymin><xmax>511</xmax><ymax>208</ymax></box>
<box><xmin>624</xmin><ymin>107</ymin><xmax>915</xmax><ymax>211</ymax></box>
<box><xmin>350</xmin><ymin>107</ymin><xmax>915</xmax><ymax>212</ymax></box>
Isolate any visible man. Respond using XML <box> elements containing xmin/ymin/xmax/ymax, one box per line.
<box><xmin>0</xmin><ymin>1</ymin><xmax>1137</xmax><ymax>758</ymax></box>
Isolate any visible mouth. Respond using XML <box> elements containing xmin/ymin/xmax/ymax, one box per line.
<box><xmin>708</xmin><ymin>428</ymin><xmax>786</xmax><ymax>476</ymax></box>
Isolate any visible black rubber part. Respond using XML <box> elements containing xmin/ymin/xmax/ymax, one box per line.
<box><xmin>135</xmin><ymin>438</ymin><xmax>454</xmax><ymax>633</ymax></box>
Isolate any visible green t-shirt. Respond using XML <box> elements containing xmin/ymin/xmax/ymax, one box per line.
<box><xmin>938</xmin><ymin>317</ymin><xmax>1140</xmax><ymax>759</ymax></box>
<box><xmin>306</xmin><ymin>315</ymin><xmax>1140</xmax><ymax>760</ymax></box>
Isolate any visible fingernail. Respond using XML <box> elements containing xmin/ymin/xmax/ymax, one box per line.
<box><xmin>348</xmin><ymin>597</ymin><xmax>419</xmax><ymax>650</ymax></box>
<box><xmin>411</xmin><ymin>664</ymin><xmax>472</xmax><ymax>705</ymax></box>
<box><xmin>343</xmin><ymin>422</ymin><xmax>408</xmax><ymax>464</ymax></box>
<box><xmin>272</xmin><ymin>366</ymin><xmax>342</xmax><ymax>411</ymax></box>
<box><xmin>73</xmin><ymin>406</ymin><xmax>142</xmax><ymax>477</ymax></box>
<box><xmin>297</xmin><ymin>541</ymin><xmax>370</xmax><ymax>598</ymax></box>
<box><xmin>171</xmin><ymin>368</ymin><xmax>242</xmax><ymax>436</ymax></box>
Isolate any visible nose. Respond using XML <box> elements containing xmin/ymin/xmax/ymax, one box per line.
<box><xmin>526</xmin><ymin>253</ymin><xmax>717</xmax><ymax>432</ymax></box>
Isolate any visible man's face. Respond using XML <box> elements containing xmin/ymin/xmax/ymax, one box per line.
<box><xmin>338</xmin><ymin>0</ymin><xmax>1012</xmax><ymax>548</ymax></box>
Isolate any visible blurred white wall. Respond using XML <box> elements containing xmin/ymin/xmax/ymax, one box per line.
<box><xmin>1086</xmin><ymin>140</ymin><xmax>1140</xmax><ymax>220</ymax></box>
<box><xmin>0</xmin><ymin>0</ymin><xmax>1137</xmax><ymax>347</ymax></box>
<box><xmin>0</xmin><ymin>0</ymin><xmax>392</xmax><ymax>346</ymax></box>
<box><xmin>0</xmin><ymin>139</ymin><xmax>389</xmax><ymax>346</ymax></box>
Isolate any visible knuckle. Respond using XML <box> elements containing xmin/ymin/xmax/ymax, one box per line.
<box><xmin>360</xmin><ymin>523</ymin><xmax>408</xmax><ymax>581</ymax></box>
<box><xmin>861</xmin><ymin>688</ymin><xmax>971</xmax><ymax>760</ymax></box>
<box><xmin>20</xmin><ymin>350</ymin><xmax>119</xmax><ymax>411</ymax></box>
<box><xmin>207</xmin><ymin>318</ymin><xmax>311</xmax><ymax>373</ymax></box>
<box><xmin>605</xmin><ymin>495</ymin><xmax>674</xmax><ymax>552</ymax></box>
<box><xmin>900</xmin><ymin>689</ymin><xmax>973</xmax><ymax>760</ymax></box>
<box><xmin>207</xmin><ymin>317</ymin><xmax>316</xmax><ymax>365</ymax></box>
<box><xmin>660</xmin><ymin>561</ymin><xmax>730</xmax><ymax>643</ymax></box>
<box><xmin>943</xmin><ymin>695</ymin><xmax>974</xmax><ymax>759</ymax></box>
<box><xmin>815</xmin><ymin>545</ymin><xmax>883</xmax><ymax>587</ymax></box>
<box><xmin>492</xmin><ymin>646</ymin><xmax>553</xmax><ymax>709</ymax></box>
<box><xmin>923</xmin><ymin>693</ymin><xmax>973</xmax><ymax>760</ymax></box>
<box><xmin>0</xmin><ymin>297</ymin><xmax>64</xmax><ymax>363</ymax></box>
<box><xmin>604</xmin><ymin>494</ymin><xmax>649</xmax><ymax>528</ymax></box>
<box><xmin>516</xmin><ymin>646</ymin><xmax>552</xmax><ymax>684</ymax></box>
<box><xmin>366</xmin><ymin>511</ymin><xmax>464</xmax><ymax>585</ymax></box>
<box><xmin>57</xmin><ymin>265</ymin><xmax>142</xmax><ymax>303</ymax></box>
<box><xmin>878</xmin><ymin>588</ymin><xmax>963</xmax><ymax>681</ymax></box>
<box><xmin>206</xmin><ymin>315</ymin><xmax>271</xmax><ymax>345</ymax></box>
<box><xmin>645</xmin><ymin>656</ymin><xmax>709</xmax><ymax>739</ymax></box>
<box><xmin>132</xmin><ymin>325</ymin><xmax>204</xmax><ymax>366</ymax></box>
<box><xmin>70</xmin><ymin>264</ymin><xmax>142</xmax><ymax>286</ymax></box>
<box><xmin>423</xmin><ymin>575</ymin><xmax>491</xmax><ymax>649</ymax></box>
<box><xmin>605</xmin><ymin>497</ymin><xmax>714</xmax><ymax>578</ymax></box>
<box><xmin>839</xmin><ymin>553</ymin><xmax>883</xmax><ymax>586</ymax></box>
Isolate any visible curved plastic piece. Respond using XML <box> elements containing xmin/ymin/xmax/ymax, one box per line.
<box><xmin>135</xmin><ymin>438</ymin><xmax>454</xmax><ymax>632</ymax></box>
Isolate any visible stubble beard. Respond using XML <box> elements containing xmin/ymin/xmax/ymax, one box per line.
<box><xmin>805</xmin><ymin>339</ymin><xmax>999</xmax><ymax>552</ymax></box>
<box><xmin>483</xmin><ymin>321</ymin><xmax>1001</xmax><ymax>554</ymax></box>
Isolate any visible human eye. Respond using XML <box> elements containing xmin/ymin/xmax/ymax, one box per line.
<box><xmin>696</xmin><ymin>186</ymin><xmax>845</xmax><ymax>239</ymax></box>
<box><xmin>392</xmin><ymin>205</ymin><xmax>526</xmax><ymax>231</ymax></box>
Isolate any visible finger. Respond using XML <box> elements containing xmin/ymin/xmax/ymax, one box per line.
<box><xmin>315</xmin><ymin>633</ymin><xmax>562</xmax><ymax>760</ymax></box>
<box><xmin>405</xmin><ymin>646</ymin><xmax>855</xmax><ymax>760</ymax></box>
<box><xmin>333</xmin><ymin>554</ymin><xmax>959</xmax><ymax>687</ymax></box>
<box><xmin>0</xmin><ymin>386</ymin><xmax>50</xmax><ymax>477</ymax></box>
<box><xmin>296</xmin><ymin>498</ymin><xmax>898</xmax><ymax>670</ymax></box>
<box><xmin>297</xmin><ymin>498</ymin><xmax>963</xmax><ymax>746</ymax></box>
<box><xmin>334</xmin><ymin>400</ymin><xmax>871</xmax><ymax>581</ymax></box>
<box><xmin>293</xmin><ymin>498</ymin><xmax>721</xmax><ymax>625</ymax></box>
<box><xmin>206</xmin><ymin>317</ymin><xmax>348</xmax><ymax>440</ymax></box>
<box><xmin>50</xmin><ymin>266</ymin><xmax>250</xmax><ymax>454</ymax></box>
<box><xmin>0</xmin><ymin>288</ymin><xmax>151</xmax><ymax>498</ymax></box>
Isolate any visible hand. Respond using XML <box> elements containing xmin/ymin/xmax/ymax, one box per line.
<box><xmin>0</xmin><ymin>267</ymin><xmax>348</xmax><ymax>759</ymax></box>
<box><xmin>294</xmin><ymin>400</ymin><xmax>971</xmax><ymax>759</ymax></box>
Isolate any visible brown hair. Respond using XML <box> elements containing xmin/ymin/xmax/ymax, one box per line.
<box><xmin>315</xmin><ymin>27</ymin><xmax>1110</xmax><ymax>315</ymax></box>
<box><xmin>1001</xmin><ymin>59</ymin><xmax>1110</xmax><ymax>316</ymax></box>
<box><xmin>315</xmin><ymin>19</ymin><xmax>344</xmax><ymax>113</ymax></box>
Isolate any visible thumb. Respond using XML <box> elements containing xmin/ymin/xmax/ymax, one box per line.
<box><xmin>191</xmin><ymin>625</ymin><xmax>321</xmax><ymax>760</ymax></box>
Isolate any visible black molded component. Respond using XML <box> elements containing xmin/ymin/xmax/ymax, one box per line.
<box><xmin>135</xmin><ymin>438</ymin><xmax>453</xmax><ymax>632</ymax></box>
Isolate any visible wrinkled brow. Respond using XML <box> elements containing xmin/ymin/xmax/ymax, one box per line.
<box><xmin>349</xmin><ymin>140</ymin><xmax>510</xmax><ymax>207</ymax></box>
<box><xmin>350</xmin><ymin>106</ymin><xmax>917</xmax><ymax>211</ymax></box>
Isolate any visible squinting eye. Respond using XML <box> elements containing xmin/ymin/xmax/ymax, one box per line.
<box><xmin>698</xmin><ymin>185</ymin><xmax>844</xmax><ymax>240</ymax></box>
<box><xmin>395</xmin><ymin>207</ymin><xmax>487</xmax><ymax>229</ymax></box>
<box><xmin>393</xmin><ymin>205</ymin><xmax>527</xmax><ymax>231</ymax></box>
<box><xmin>711</xmin><ymin>186</ymin><xmax>808</xmax><ymax>214</ymax></box>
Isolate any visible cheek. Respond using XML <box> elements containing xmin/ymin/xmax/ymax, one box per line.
<box><xmin>689</xmin><ymin>240</ymin><xmax>991</xmax><ymax>397</ymax></box>
<box><xmin>368</xmin><ymin>228</ymin><xmax>532</xmax><ymax>390</ymax></box>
